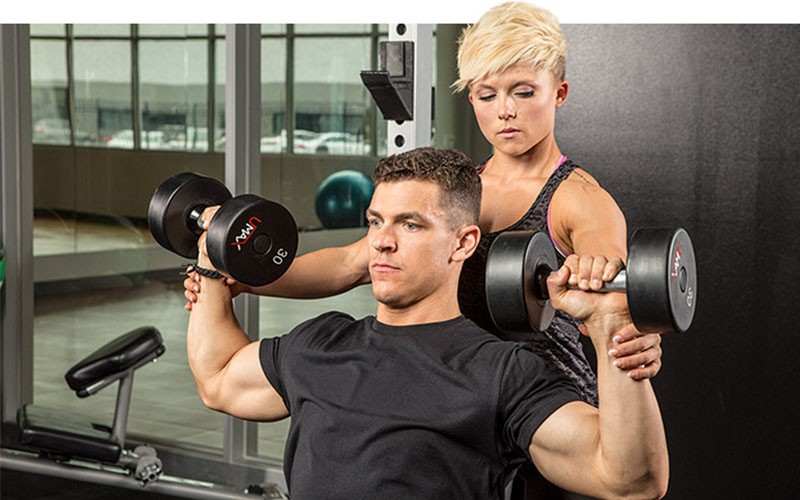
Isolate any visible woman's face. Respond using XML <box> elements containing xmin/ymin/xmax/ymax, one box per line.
<box><xmin>468</xmin><ymin>63</ymin><xmax>568</xmax><ymax>158</ymax></box>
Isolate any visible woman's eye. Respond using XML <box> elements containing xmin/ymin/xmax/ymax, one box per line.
<box><xmin>478</xmin><ymin>94</ymin><xmax>496</xmax><ymax>101</ymax></box>
<box><xmin>515</xmin><ymin>90</ymin><xmax>534</xmax><ymax>98</ymax></box>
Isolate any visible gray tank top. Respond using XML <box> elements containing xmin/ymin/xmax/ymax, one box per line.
<box><xmin>458</xmin><ymin>158</ymin><xmax>598</xmax><ymax>406</ymax></box>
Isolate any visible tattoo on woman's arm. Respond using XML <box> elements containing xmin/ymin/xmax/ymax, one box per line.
<box><xmin>574</xmin><ymin>170</ymin><xmax>592</xmax><ymax>185</ymax></box>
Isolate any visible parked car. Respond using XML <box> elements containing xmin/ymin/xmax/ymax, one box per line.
<box><xmin>312</xmin><ymin>132</ymin><xmax>371</xmax><ymax>155</ymax></box>
<box><xmin>33</xmin><ymin>118</ymin><xmax>71</xmax><ymax>144</ymax></box>
<box><xmin>105</xmin><ymin>129</ymin><xmax>167</xmax><ymax>149</ymax></box>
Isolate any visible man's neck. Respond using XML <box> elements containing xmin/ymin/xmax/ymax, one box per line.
<box><xmin>375</xmin><ymin>291</ymin><xmax>462</xmax><ymax>326</ymax></box>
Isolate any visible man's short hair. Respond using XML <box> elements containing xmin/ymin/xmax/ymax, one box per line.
<box><xmin>372</xmin><ymin>147</ymin><xmax>481</xmax><ymax>230</ymax></box>
<box><xmin>453</xmin><ymin>1</ymin><xmax>567</xmax><ymax>93</ymax></box>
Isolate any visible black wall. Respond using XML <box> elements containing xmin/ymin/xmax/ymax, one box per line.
<box><xmin>554</xmin><ymin>25</ymin><xmax>799</xmax><ymax>499</ymax></box>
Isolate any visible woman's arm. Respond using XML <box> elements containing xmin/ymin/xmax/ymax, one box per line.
<box><xmin>549</xmin><ymin>171</ymin><xmax>662</xmax><ymax>380</ymax></box>
<box><xmin>185</xmin><ymin>235</ymin><xmax>371</xmax><ymax>307</ymax></box>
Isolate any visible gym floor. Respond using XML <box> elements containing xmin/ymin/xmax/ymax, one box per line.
<box><xmin>30</xmin><ymin>216</ymin><xmax>378</xmax><ymax>461</ymax></box>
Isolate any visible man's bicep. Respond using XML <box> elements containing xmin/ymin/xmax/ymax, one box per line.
<box><xmin>529</xmin><ymin>401</ymin><xmax>607</xmax><ymax>496</ymax></box>
<box><xmin>210</xmin><ymin>341</ymin><xmax>289</xmax><ymax>421</ymax></box>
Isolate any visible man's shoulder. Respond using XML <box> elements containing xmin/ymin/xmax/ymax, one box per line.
<box><xmin>290</xmin><ymin>311</ymin><xmax>361</xmax><ymax>337</ymax></box>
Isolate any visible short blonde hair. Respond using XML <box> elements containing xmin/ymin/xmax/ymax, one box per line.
<box><xmin>453</xmin><ymin>2</ymin><xmax>567</xmax><ymax>93</ymax></box>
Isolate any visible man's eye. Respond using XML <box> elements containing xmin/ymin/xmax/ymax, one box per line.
<box><xmin>368</xmin><ymin>219</ymin><xmax>381</xmax><ymax>228</ymax></box>
<box><xmin>405</xmin><ymin>222</ymin><xmax>419</xmax><ymax>230</ymax></box>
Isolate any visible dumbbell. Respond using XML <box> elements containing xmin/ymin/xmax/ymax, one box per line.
<box><xmin>485</xmin><ymin>228</ymin><xmax>697</xmax><ymax>334</ymax></box>
<box><xmin>148</xmin><ymin>172</ymin><xmax>298</xmax><ymax>287</ymax></box>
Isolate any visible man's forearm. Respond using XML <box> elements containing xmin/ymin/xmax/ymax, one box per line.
<box><xmin>589</xmin><ymin>320</ymin><xmax>669</xmax><ymax>497</ymax></box>
<box><xmin>187</xmin><ymin>276</ymin><xmax>250</xmax><ymax>400</ymax></box>
<box><xmin>250</xmin><ymin>238</ymin><xmax>370</xmax><ymax>298</ymax></box>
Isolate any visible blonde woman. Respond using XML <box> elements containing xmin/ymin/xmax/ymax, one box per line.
<box><xmin>451</xmin><ymin>2</ymin><xmax>666</xmax><ymax>405</ymax></box>
<box><xmin>184</xmin><ymin>3</ymin><xmax>662</xmax><ymax>405</ymax></box>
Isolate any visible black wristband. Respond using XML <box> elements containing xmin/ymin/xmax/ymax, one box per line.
<box><xmin>182</xmin><ymin>263</ymin><xmax>225</xmax><ymax>280</ymax></box>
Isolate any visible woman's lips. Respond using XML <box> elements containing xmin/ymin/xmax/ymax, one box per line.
<box><xmin>372</xmin><ymin>263</ymin><xmax>400</xmax><ymax>272</ymax></box>
<box><xmin>499</xmin><ymin>128</ymin><xmax>519</xmax><ymax>138</ymax></box>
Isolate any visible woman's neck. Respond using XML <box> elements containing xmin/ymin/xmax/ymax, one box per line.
<box><xmin>487</xmin><ymin>139</ymin><xmax>563</xmax><ymax>180</ymax></box>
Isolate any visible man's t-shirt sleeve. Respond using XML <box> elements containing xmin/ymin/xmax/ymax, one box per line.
<box><xmin>258</xmin><ymin>311</ymin><xmax>353</xmax><ymax>414</ymax></box>
<box><xmin>259</xmin><ymin>336</ymin><xmax>288</xmax><ymax>409</ymax></box>
<box><xmin>499</xmin><ymin>345</ymin><xmax>584</xmax><ymax>458</ymax></box>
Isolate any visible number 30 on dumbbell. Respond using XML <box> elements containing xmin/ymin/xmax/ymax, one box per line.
<box><xmin>485</xmin><ymin>228</ymin><xmax>697</xmax><ymax>334</ymax></box>
<box><xmin>148</xmin><ymin>172</ymin><xmax>298</xmax><ymax>287</ymax></box>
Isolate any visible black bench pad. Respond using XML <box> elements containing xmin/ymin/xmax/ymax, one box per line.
<box><xmin>65</xmin><ymin>326</ymin><xmax>164</xmax><ymax>394</ymax></box>
<box><xmin>17</xmin><ymin>404</ymin><xmax>122</xmax><ymax>463</ymax></box>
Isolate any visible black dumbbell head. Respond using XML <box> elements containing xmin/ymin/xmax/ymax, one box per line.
<box><xmin>626</xmin><ymin>227</ymin><xmax>697</xmax><ymax>333</ymax></box>
<box><xmin>148</xmin><ymin>172</ymin><xmax>232</xmax><ymax>259</ymax></box>
<box><xmin>485</xmin><ymin>231</ymin><xmax>557</xmax><ymax>333</ymax></box>
<box><xmin>206</xmin><ymin>194</ymin><xmax>298</xmax><ymax>287</ymax></box>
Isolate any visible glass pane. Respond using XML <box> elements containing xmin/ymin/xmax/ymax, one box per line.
<box><xmin>214</xmin><ymin>39</ymin><xmax>225</xmax><ymax>153</ymax></box>
<box><xmin>261</xmin><ymin>24</ymin><xmax>285</xmax><ymax>35</ymax></box>
<box><xmin>294</xmin><ymin>24</ymin><xmax>370</xmax><ymax>34</ymax></box>
<box><xmin>293</xmin><ymin>37</ymin><xmax>372</xmax><ymax>156</ymax></box>
<box><xmin>73</xmin><ymin>24</ymin><xmax>130</xmax><ymax>37</ymax></box>
<box><xmin>139</xmin><ymin>40</ymin><xmax>209</xmax><ymax>151</ymax></box>
<box><xmin>73</xmin><ymin>41</ymin><xmax>132</xmax><ymax>147</ymax></box>
<box><xmin>30</xmin><ymin>24</ymin><xmax>66</xmax><ymax>37</ymax></box>
<box><xmin>139</xmin><ymin>24</ymin><xmax>210</xmax><ymax>37</ymax></box>
<box><xmin>260</xmin><ymin>39</ymin><xmax>286</xmax><ymax>154</ymax></box>
<box><xmin>31</xmin><ymin>40</ymin><xmax>70</xmax><ymax>146</ymax></box>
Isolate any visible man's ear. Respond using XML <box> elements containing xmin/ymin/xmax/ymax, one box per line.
<box><xmin>452</xmin><ymin>224</ymin><xmax>481</xmax><ymax>263</ymax></box>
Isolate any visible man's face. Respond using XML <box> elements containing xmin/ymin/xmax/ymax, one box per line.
<box><xmin>366</xmin><ymin>180</ymin><xmax>460</xmax><ymax>309</ymax></box>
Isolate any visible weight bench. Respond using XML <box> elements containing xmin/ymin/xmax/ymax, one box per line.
<box><xmin>16</xmin><ymin>326</ymin><xmax>165</xmax><ymax>482</ymax></box>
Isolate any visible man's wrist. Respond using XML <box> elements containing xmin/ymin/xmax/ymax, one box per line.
<box><xmin>584</xmin><ymin>314</ymin><xmax>633</xmax><ymax>348</ymax></box>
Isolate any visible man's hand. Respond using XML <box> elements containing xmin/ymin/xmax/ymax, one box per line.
<box><xmin>547</xmin><ymin>255</ymin><xmax>630</xmax><ymax>333</ymax></box>
<box><xmin>548</xmin><ymin>254</ymin><xmax>663</xmax><ymax>380</ymax></box>
<box><xmin>200</xmin><ymin>205</ymin><xmax>221</xmax><ymax>230</ymax></box>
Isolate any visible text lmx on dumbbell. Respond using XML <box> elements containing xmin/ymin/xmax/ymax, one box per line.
<box><xmin>231</xmin><ymin>217</ymin><xmax>262</xmax><ymax>250</ymax></box>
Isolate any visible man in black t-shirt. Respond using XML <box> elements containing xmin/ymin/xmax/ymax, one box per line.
<box><xmin>187</xmin><ymin>147</ymin><xmax>668</xmax><ymax>500</ymax></box>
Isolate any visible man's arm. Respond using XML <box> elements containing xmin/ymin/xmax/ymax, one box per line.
<box><xmin>528</xmin><ymin>260</ymin><xmax>669</xmax><ymax>500</ymax></box>
<box><xmin>187</xmin><ymin>233</ymin><xmax>289</xmax><ymax>422</ymax></box>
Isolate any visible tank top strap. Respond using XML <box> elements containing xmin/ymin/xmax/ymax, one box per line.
<box><xmin>542</xmin><ymin>160</ymin><xmax>577</xmax><ymax>259</ymax></box>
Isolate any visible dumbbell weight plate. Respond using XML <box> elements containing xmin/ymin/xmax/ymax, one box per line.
<box><xmin>206</xmin><ymin>194</ymin><xmax>299</xmax><ymax>287</ymax></box>
<box><xmin>626</xmin><ymin>227</ymin><xmax>697</xmax><ymax>333</ymax></box>
<box><xmin>486</xmin><ymin>231</ymin><xmax>557</xmax><ymax>333</ymax></box>
<box><xmin>148</xmin><ymin>172</ymin><xmax>232</xmax><ymax>258</ymax></box>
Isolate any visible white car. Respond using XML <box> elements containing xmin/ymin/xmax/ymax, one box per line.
<box><xmin>311</xmin><ymin>132</ymin><xmax>371</xmax><ymax>155</ymax></box>
<box><xmin>105</xmin><ymin>129</ymin><xmax>167</xmax><ymax>149</ymax></box>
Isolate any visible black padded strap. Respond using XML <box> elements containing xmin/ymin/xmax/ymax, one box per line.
<box><xmin>183</xmin><ymin>263</ymin><xmax>225</xmax><ymax>279</ymax></box>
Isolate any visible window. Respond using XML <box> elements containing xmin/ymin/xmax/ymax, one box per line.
<box><xmin>30</xmin><ymin>40</ymin><xmax>69</xmax><ymax>145</ymax></box>
<box><xmin>139</xmin><ymin>40</ymin><xmax>209</xmax><ymax>151</ymax></box>
<box><xmin>293</xmin><ymin>37</ymin><xmax>372</xmax><ymax>155</ymax></box>
<box><xmin>30</xmin><ymin>24</ymin><xmax>393</xmax><ymax>155</ymax></box>
<box><xmin>73</xmin><ymin>40</ymin><xmax>132</xmax><ymax>147</ymax></box>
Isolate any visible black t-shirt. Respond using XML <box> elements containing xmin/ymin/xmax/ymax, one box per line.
<box><xmin>259</xmin><ymin>312</ymin><xmax>582</xmax><ymax>500</ymax></box>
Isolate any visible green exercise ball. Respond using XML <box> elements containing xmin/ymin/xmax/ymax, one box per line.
<box><xmin>314</xmin><ymin>170</ymin><xmax>375</xmax><ymax>229</ymax></box>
